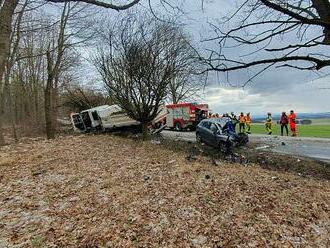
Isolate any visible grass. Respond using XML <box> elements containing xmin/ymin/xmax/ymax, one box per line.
<box><xmin>245</xmin><ymin>123</ymin><xmax>330</xmax><ymax>138</ymax></box>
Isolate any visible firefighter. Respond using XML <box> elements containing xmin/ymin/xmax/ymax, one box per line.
<box><xmin>288</xmin><ymin>110</ymin><xmax>297</xmax><ymax>136</ymax></box>
<box><xmin>239</xmin><ymin>112</ymin><xmax>246</xmax><ymax>133</ymax></box>
<box><xmin>265</xmin><ymin>112</ymin><xmax>272</xmax><ymax>135</ymax></box>
<box><xmin>245</xmin><ymin>112</ymin><xmax>252</xmax><ymax>134</ymax></box>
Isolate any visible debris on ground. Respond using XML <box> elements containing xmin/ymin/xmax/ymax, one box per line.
<box><xmin>151</xmin><ymin>139</ymin><xmax>161</xmax><ymax>145</ymax></box>
<box><xmin>255</xmin><ymin>145</ymin><xmax>271</xmax><ymax>150</ymax></box>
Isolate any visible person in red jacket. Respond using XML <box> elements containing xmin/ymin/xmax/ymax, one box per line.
<box><xmin>288</xmin><ymin>110</ymin><xmax>297</xmax><ymax>136</ymax></box>
<box><xmin>280</xmin><ymin>112</ymin><xmax>289</xmax><ymax>136</ymax></box>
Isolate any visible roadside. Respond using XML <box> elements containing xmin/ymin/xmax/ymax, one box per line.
<box><xmin>0</xmin><ymin>134</ymin><xmax>329</xmax><ymax>247</ymax></box>
<box><xmin>162</xmin><ymin>130</ymin><xmax>330</xmax><ymax>164</ymax></box>
<box><xmin>249</xmin><ymin>134</ymin><xmax>330</xmax><ymax>163</ymax></box>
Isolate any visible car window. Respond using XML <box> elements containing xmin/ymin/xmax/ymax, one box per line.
<box><xmin>210</xmin><ymin>123</ymin><xmax>218</xmax><ymax>132</ymax></box>
<box><xmin>202</xmin><ymin>121</ymin><xmax>211</xmax><ymax>129</ymax></box>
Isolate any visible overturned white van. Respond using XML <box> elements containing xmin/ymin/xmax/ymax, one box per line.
<box><xmin>70</xmin><ymin>104</ymin><xmax>167</xmax><ymax>133</ymax></box>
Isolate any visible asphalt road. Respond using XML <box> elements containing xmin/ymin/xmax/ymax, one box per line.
<box><xmin>162</xmin><ymin>130</ymin><xmax>330</xmax><ymax>163</ymax></box>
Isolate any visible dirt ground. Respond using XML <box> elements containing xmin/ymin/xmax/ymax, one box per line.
<box><xmin>0</xmin><ymin>134</ymin><xmax>329</xmax><ymax>247</ymax></box>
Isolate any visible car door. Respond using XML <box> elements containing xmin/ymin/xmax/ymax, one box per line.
<box><xmin>202</xmin><ymin>122</ymin><xmax>216</xmax><ymax>146</ymax></box>
<box><xmin>208</xmin><ymin>123</ymin><xmax>219</xmax><ymax>147</ymax></box>
<box><xmin>198</xmin><ymin>121</ymin><xmax>209</xmax><ymax>143</ymax></box>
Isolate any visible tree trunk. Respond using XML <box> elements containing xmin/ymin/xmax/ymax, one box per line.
<box><xmin>0</xmin><ymin>95</ymin><xmax>5</xmax><ymax>146</ymax></box>
<box><xmin>0</xmin><ymin>0</ymin><xmax>18</xmax><ymax>82</ymax></box>
<box><xmin>0</xmin><ymin>0</ymin><xmax>19</xmax><ymax>145</ymax></box>
<box><xmin>312</xmin><ymin>0</ymin><xmax>330</xmax><ymax>44</ymax></box>
<box><xmin>45</xmin><ymin>76</ymin><xmax>55</xmax><ymax>139</ymax></box>
<box><xmin>52</xmin><ymin>76</ymin><xmax>59</xmax><ymax>133</ymax></box>
<box><xmin>141</xmin><ymin>122</ymin><xmax>149</xmax><ymax>139</ymax></box>
<box><xmin>4</xmin><ymin>68</ymin><xmax>18</xmax><ymax>142</ymax></box>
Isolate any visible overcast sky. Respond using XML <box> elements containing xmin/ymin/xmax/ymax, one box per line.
<box><xmin>144</xmin><ymin>0</ymin><xmax>330</xmax><ymax>115</ymax></box>
<box><xmin>51</xmin><ymin>0</ymin><xmax>330</xmax><ymax>116</ymax></box>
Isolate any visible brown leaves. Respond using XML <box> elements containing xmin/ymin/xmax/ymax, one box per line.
<box><xmin>0</xmin><ymin>134</ymin><xmax>329</xmax><ymax>247</ymax></box>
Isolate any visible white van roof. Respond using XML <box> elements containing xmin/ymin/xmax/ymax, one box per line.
<box><xmin>81</xmin><ymin>105</ymin><xmax>111</xmax><ymax>112</ymax></box>
<box><xmin>81</xmin><ymin>105</ymin><xmax>124</xmax><ymax>117</ymax></box>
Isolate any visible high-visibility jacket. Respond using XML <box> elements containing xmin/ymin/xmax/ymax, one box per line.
<box><xmin>288</xmin><ymin>113</ymin><xmax>296</xmax><ymax>124</ymax></box>
<box><xmin>239</xmin><ymin>115</ymin><xmax>246</xmax><ymax>123</ymax></box>
<box><xmin>246</xmin><ymin>115</ymin><xmax>251</xmax><ymax>123</ymax></box>
<box><xmin>266</xmin><ymin>116</ymin><xmax>272</xmax><ymax>124</ymax></box>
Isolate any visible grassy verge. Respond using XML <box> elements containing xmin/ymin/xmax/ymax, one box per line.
<box><xmin>245</xmin><ymin>124</ymin><xmax>330</xmax><ymax>138</ymax></box>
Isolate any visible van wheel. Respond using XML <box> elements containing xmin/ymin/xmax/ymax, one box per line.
<box><xmin>175</xmin><ymin>122</ymin><xmax>182</xmax><ymax>131</ymax></box>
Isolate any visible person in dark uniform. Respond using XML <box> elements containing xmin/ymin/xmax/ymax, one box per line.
<box><xmin>280</xmin><ymin>112</ymin><xmax>289</xmax><ymax>136</ymax></box>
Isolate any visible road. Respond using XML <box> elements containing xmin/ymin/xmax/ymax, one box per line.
<box><xmin>162</xmin><ymin>130</ymin><xmax>330</xmax><ymax>163</ymax></box>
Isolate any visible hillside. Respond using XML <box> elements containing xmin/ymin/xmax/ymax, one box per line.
<box><xmin>0</xmin><ymin>134</ymin><xmax>329</xmax><ymax>247</ymax></box>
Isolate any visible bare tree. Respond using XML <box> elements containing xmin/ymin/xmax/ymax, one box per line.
<box><xmin>203</xmin><ymin>0</ymin><xmax>330</xmax><ymax>79</ymax></box>
<box><xmin>160</xmin><ymin>25</ymin><xmax>204</xmax><ymax>104</ymax></box>
<box><xmin>62</xmin><ymin>85</ymin><xmax>111</xmax><ymax>112</ymax></box>
<box><xmin>44</xmin><ymin>2</ymin><xmax>93</xmax><ymax>139</ymax></box>
<box><xmin>0</xmin><ymin>0</ymin><xmax>19</xmax><ymax>145</ymax></box>
<box><xmin>167</xmin><ymin>58</ymin><xmax>204</xmax><ymax>104</ymax></box>
<box><xmin>0</xmin><ymin>0</ymin><xmax>144</xmax><ymax>144</ymax></box>
<box><xmin>2</xmin><ymin>0</ymin><xmax>29</xmax><ymax>143</ymax></box>
<box><xmin>93</xmin><ymin>16</ymin><xmax>188</xmax><ymax>134</ymax></box>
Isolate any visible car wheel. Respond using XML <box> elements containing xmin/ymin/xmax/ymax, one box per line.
<box><xmin>237</xmin><ymin>133</ymin><xmax>249</xmax><ymax>146</ymax></box>
<box><xmin>196</xmin><ymin>132</ymin><xmax>202</xmax><ymax>143</ymax></box>
<box><xmin>175</xmin><ymin>122</ymin><xmax>182</xmax><ymax>131</ymax></box>
<box><xmin>219</xmin><ymin>140</ymin><xmax>232</xmax><ymax>154</ymax></box>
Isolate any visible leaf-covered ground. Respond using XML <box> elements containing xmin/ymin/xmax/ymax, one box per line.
<box><xmin>0</xmin><ymin>134</ymin><xmax>329</xmax><ymax>247</ymax></box>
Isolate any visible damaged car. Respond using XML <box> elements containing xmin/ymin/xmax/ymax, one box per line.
<box><xmin>196</xmin><ymin>117</ymin><xmax>249</xmax><ymax>153</ymax></box>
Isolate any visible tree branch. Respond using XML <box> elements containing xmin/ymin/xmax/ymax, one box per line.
<box><xmin>208</xmin><ymin>56</ymin><xmax>330</xmax><ymax>72</ymax></box>
<box><xmin>47</xmin><ymin>0</ymin><xmax>140</xmax><ymax>10</ymax></box>
<box><xmin>260</xmin><ymin>0</ymin><xmax>330</xmax><ymax>28</ymax></box>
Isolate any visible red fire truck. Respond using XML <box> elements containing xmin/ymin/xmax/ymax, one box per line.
<box><xmin>166</xmin><ymin>102</ymin><xmax>209</xmax><ymax>131</ymax></box>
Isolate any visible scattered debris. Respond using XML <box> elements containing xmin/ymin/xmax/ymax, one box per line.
<box><xmin>255</xmin><ymin>145</ymin><xmax>271</xmax><ymax>150</ymax></box>
<box><xmin>185</xmin><ymin>155</ymin><xmax>197</xmax><ymax>162</ymax></box>
<box><xmin>144</xmin><ymin>175</ymin><xmax>151</xmax><ymax>181</ymax></box>
<box><xmin>212</xmin><ymin>159</ymin><xmax>222</xmax><ymax>166</ymax></box>
<box><xmin>168</xmin><ymin>159</ymin><xmax>176</xmax><ymax>164</ymax></box>
<box><xmin>151</xmin><ymin>139</ymin><xmax>161</xmax><ymax>145</ymax></box>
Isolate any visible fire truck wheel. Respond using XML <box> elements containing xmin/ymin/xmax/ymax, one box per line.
<box><xmin>175</xmin><ymin>122</ymin><xmax>182</xmax><ymax>131</ymax></box>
